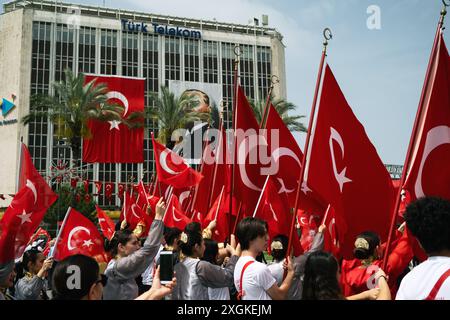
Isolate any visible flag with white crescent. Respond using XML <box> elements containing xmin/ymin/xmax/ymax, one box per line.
<box><xmin>82</xmin><ymin>75</ymin><xmax>145</xmax><ymax>163</ymax></box>
<box><xmin>53</xmin><ymin>208</ymin><xmax>107</xmax><ymax>262</ymax></box>
<box><xmin>0</xmin><ymin>143</ymin><xmax>58</xmax><ymax>263</ymax></box>
<box><xmin>403</xmin><ymin>35</ymin><xmax>450</xmax><ymax>202</ymax></box>
<box><xmin>152</xmin><ymin>133</ymin><xmax>203</xmax><ymax>188</ymax></box>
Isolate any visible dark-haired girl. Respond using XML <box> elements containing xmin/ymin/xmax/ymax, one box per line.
<box><xmin>340</xmin><ymin>227</ymin><xmax>413</xmax><ymax>298</ymax></box>
<box><xmin>303</xmin><ymin>251</ymin><xmax>391</xmax><ymax>300</ymax></box>
<box><xmin>172</xmin><ymin>230</ymin><xmax>239</xmax><ymax>300</ymax></box>
<box><xmin>103</xmin><ymin>198</ymin><xmax>166</xmax><ymax>300</ymax></box>
<box><xmin>14</xmin><ymin>249</ymin><xmax>53</xmax><ymax>300</ymax></box>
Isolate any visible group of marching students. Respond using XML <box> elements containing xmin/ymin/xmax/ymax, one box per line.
<box><xmin>0</xmin><ymin>195</ymin><xmax>449</xmax><ymax>300</ymax></box>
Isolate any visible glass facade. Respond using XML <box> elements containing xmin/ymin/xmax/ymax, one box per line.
<box><xmin>28</xmin><ymin>20</ymin><xmax>273</xmax><ymax>208</ymax></box>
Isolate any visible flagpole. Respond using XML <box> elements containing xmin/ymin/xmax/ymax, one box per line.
<box><xmin>286</xmin><ymin>28</ymin><xmax>332</xmax><ymax>264</ymax></box>
<box><xmin>140</xmin><ymin>180</ymin><xmax>150</xmax><ymax>208</ymax></box>
<box><xmin>48</xmin><ymin>206</ymin><xmax>72</xmax><ymax>259</ymax></box>
<box><xmin>382</xmin><ymin>2</ymin><xmax>448</xmax><ymax>271</ymax></box>
<box><xmin>228</xmin><ymin>45</ymin><xmax>241</xmax><ymax>242</ymax></box>
<box><xmin>16</xmin><ymin>138</ymin><xmax>24</xmax><ymax>193</ymax></box>
<box><xmin>188</xmin><ymin>132</ymin><xmax>210</xmax><ymax>214</ymax></box>
<box><xmin>321</xmin><ymin>204</ymin><xmax>332</xmax><ymax>226</ymax></box>
<box><xmin>232</xmin><ymin>202</ymin><xmax>243</xmax><ymax>235</ymax></box>
<box><xmin>252</xmin><ymin>175</ymin><xmax>270</xmax><ymax>218</ymax></box>
<box><xmin>208</xmin><ymin>117</ymin><xmax>224</xmax><ymax>209</ymax></box>
<box><xmin>214</xmin><ymin>186</ymin><xmax>226</xmax><ymax>221</ymax></box>
<box><xmin>259</xmin><ymin>75</ymin><xmax>279</xmax><ymax>129</ymax></box>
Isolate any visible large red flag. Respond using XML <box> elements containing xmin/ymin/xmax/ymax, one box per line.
<box><xmin>82</xmin><ymin>75</ymin><xmax>144</xmax><ymax>163</ymax></box>
<box><xmin>163</xmin><ymin>195</ymin><xmax>192</xmax><ymax>230</ymax></box>
<box><xmin>0</xmin><ymin>144</ymin><xmax>58</xmax><ymax>263</ymax></box>
<box><xmin>96</xmin><ymin>205</ymin><xmax>115</xmax><ymax>240</ymax></box>
<box><xmin>53</xmin><ymin>208</ymin><xmax>107</xmax><ymax>262</ymax></box>
<box><xmin>403</xmin><ymin>35</ymin><xmax>450</xmax><ymax>202</ymax></box>
<box><xmin>152</xmin><ymin>133</ymin><xmax>203</xmax><ymax>188</ymax></box>
<box><xmin>305</xmin><ymin>65</ymin><xmax>395</xmax><ymax>259</ymax></box>
<box><xmin>265</xmin><ymin>104</ymin><xmax>325</xmax><ymax>214</ymax></box>
<box><xmin>233</xmin><ymin>85</ymin><xmax>267</xmax><ymax>216</ymax></box>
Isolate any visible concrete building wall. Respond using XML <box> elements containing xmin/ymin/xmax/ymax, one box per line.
<box><xmin>0</xmin><ymin>8</ymin><xmax>33</xmax><ymax>200</ymax></box>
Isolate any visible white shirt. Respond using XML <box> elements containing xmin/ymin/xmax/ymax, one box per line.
<box><xmin>267</xmin><ymin>261</ymin><xmax>284</xmax><ymax>286</ymax></box>
<box><xmin>141</xmin><ymin>245</ymin><xmax>164</xmax><ymax>285</ymax></box>
<box><xmin>396</xmin><ymin>256</ymin><xmax>450</xmax><ymax>300</ymax></box>
<box><xmin>208</xmin><ymin>287</ymin><xmax>230</xmax><ymax>300</ymax></box>
<box><xmin>234</xmin><ymin>256</ymin><xmax>276</xmax><ymax>300</ymax></box>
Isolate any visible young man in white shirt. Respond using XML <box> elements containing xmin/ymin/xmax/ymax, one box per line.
<box><xmin>396</xmin><ymin>197</ymin><xmax>450</xmax><ymax>300</ymax></box>
<box><xmin>234</xmin><ymin>217</ymin><xmax>294</xmax><ymax>300</ymax></box>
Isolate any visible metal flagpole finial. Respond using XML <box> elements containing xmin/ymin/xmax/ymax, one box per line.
<box><xmin>323</xmin><ymin>28</ymin><xmax>333</xmax><ymax>50</ymax></box>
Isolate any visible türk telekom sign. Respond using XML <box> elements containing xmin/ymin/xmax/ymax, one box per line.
<box><xmin>121</xmin><ymin>19</ymin><xmax>202</xmax><ymax>39</ymax></box>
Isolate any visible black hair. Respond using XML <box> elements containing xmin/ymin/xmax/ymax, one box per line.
<box><xmin>52</xmin><ymin>254</ymin><xmax>99</xmax><ymax>300</ymax></box>
<box><xmin>202</xmin><ymin>239</ymin><xmax>219</xmax><ymax>265</ymax></box>
<box><xmin>164</xmin><ymin>227</ymin><xmax>182</xmax><ymax>247</ymax></box>
<box><xmin>302</xmin><ymin>251</ymin><xmax>344</xmax><ymax>300</ymax></box>
<box><xmin>236</xmin><ymin>217</ymin><xmax>268</xmax><ymax>251</ymax></box>
<box><xmin>22</xmin><ymin>249</ymin><xmax>43</xmax><ymax>272</ymax></box>
<box><xmin>184</xmin><ymin>222</ymin><xmax>202</xmax><ymax>234</ymax></box>
<box><xmin>271</xmin><ymin>234</ymin><xmax>289</xmax><ymax>262</ymax></box>
<box><xmin>105</xmin><ymin>229</ymin><xmax>134</xmax><ymax>257</ymax></box>
<box><xmin>178</xmin><ymin>230</ymin><xmax>203</xmax><ymax>257</ymax></box>
<box><xmin>404</xmin><ymin>197</ymin><xmax>450</xmax><ymax>255</ymax></box>
<box><xmin>353</xmin><ymin>231</ymin><xmax>380</xmax><ymax>260</ymax></box>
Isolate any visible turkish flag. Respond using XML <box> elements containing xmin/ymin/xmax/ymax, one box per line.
<box><xmin>253</xmin><ymin>177</ymin><xmax>303</xmax><ymax>256</ymax></box>
<box><xmin>70</xmin><ymin>178</ymin><xmax>78</xmax><ymax>188</ymax></box>
<box><xmin>297</xmin><ymin>209</ymin><xmax>322</xmax><ymax>253</ymax></box>
<box><xmin>53</xmin><ymin>208</ymin><xmax>107</xmax><ymax>262</ymax></box>
<box><xmin>305</xmin><ymin>65</ymin><xmax>395</xmax><ymax>259</ymax></box>
<box><xmin>232</xmin><ymin>85</ymin><xmax>267</xmax><ymax>216</ymax></box>
<box><xmin>105</xmin><ymin>182</ymin><xmax>114</xmax><ymax>202</ymax></box>
<box><xmin>0</xmin><ymin>144</ymin><xmax>58</xmax><ymax>263</ymax></box>
<box><xmin>82</xmin><ymin>75</ymin><xmax>144</xmax><ymax>163</ymax></box>
<box><xmin>171</xmin><ymin>186</ymin><xmax>193</xmax><ymax>212</ymax></box>
<box><xmin>96</xmin><ymin>205</ymin><xmax>115</xmax><ymax>240</ymax></box>
<box><xmin>118</xmin><ymin>183</ymin><xmax>126</xmax><ymax>200</ymax></box>
<box><xmin>94</xmin><ymin>181</ymin><xmax>103</xmax><ymax>195</ymax></box>
<box><xmin>265</xmin><ymin>104</ymin><xmax>325</xmax><ymax>214</ymax></box>
<box><xmin>321</xmin><ymin>206</ymin><xmax>341</xmax><ymax>259</ymax></box>
<box><xmin>163</xmin><ymin>195</ymin><xmax>192</xmax><ymax>230</ymax></box>
<box><xmin>82</xmin><ymin>180</ymin><xmax>89</xmax><ymax>193</ymax></box>
<box><xmin>403</xmin><ymin>35</ymin><xmax>450</xmax><ymax>202</ymax></box>
<box><xmin>202</xmin><ymin>186</ymin><xmax>229</xmax><ymax>242</ymax></box>
<box><xmin>120</xmin><ymin>191</ymin><xmax>144</xmax><ymax>231</ymax></box>
<box><xmin>152</xmin><ymin>133</ymin><xmax>203</xmax><ymax>188</ymax></box>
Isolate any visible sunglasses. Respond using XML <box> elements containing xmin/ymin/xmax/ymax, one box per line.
<box><xmin>96</xmin><ymin>274</ymin><xmax>108</xmax><ymax>287</ymax></box>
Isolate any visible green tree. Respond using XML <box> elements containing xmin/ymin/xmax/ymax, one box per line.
<box><xmin>42</xmin><ymin>184</ymin><xmax>97</xmax><ymax>237</ymax></box>
<box><xmin>249</xmin><ymin>97</ymin><xmax>307</xmax><ymax>132</ymax></box>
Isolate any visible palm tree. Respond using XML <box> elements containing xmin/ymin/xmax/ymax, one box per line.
<box><xmin>249</xmin><ymin>96</ymin><xmax>307</xmax><ymax>132</ymax></box>
<box><xmin>146</xmin><ymin>86</ymin><xmax>210</xmax><ymax>149</ymax></box>
<box><xmin>22</xmin><ymin>69</ymin><xmax>130</xmax><ymax>160</ymax></box>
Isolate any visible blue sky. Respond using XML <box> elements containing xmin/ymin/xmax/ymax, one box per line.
<box><xmin>2</xmin><ymin>0</ymin><xmax>448</xmax><ymax>165</ymax></box>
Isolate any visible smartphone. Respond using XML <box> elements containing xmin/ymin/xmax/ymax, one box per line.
<box><xmin>159</xmin><ymin>251</ymin><xmax>174</xmax><ymax>285</ymax></box>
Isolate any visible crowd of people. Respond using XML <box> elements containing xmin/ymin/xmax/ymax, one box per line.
<box><xmin>0</xmin><ymin>196</ymin><xmax>449</xmax><ymax>300</ymax></box>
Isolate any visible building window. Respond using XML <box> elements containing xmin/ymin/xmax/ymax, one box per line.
<box><xmin>257</xmin><ymin>46</ymin><xmax>272</xmax><ymax>102</ymax></box>
<box><xmin>221</xmin><ymin>42</ymin><xmax>236</xmax><ymax>129</ymax></box>
<box><xmin>78</xmin><ymin>27</ymin><xmax>96</xmax><ymax>74</ymax></box>
<box><xmin>29</xmin><ymin>21</ymin><xmax>51</xmax><ymax>171</ymax></box>
<box><xmin>203</xmin><ymin>40</ymin><xmax>218</xmax><ymax>83</ymax></box>
<box><xmin>184</xmin><ymin>38</ymin><xmax>199</xmax><ymax>82</ymax></box>
<box><xmin>100</xmin><ymin>29</ymin><xmax>117</xmax><ymax>75</ymax></box>
<box><xmin>122</xmin><ymin>31</ymin><xmax>138</xmax><ymax>77</ymax></box>
<box><xmin>164</xmin><ymin>36</ymin><xmax>180</xmax><ymax>86</ymax></box>
<box><xmin>239</xmin><ymin>44</ymin><xmax>255</xmax><ymax>100</ymax></box>
<box><xmin>143</xmin><ymin>34</ymin><xmax>159</xmax><ymax>177</ymax></box>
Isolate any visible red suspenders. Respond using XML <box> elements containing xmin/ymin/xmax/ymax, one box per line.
<box><xmin>237</xmin><ymin>260</ymin><xmax>255</xmax><ymax>300</ymax></box>
<box><xmin>424</xmin><ymin>269</ymin><xmax>450</xmax><ymax>300</ymax></box>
